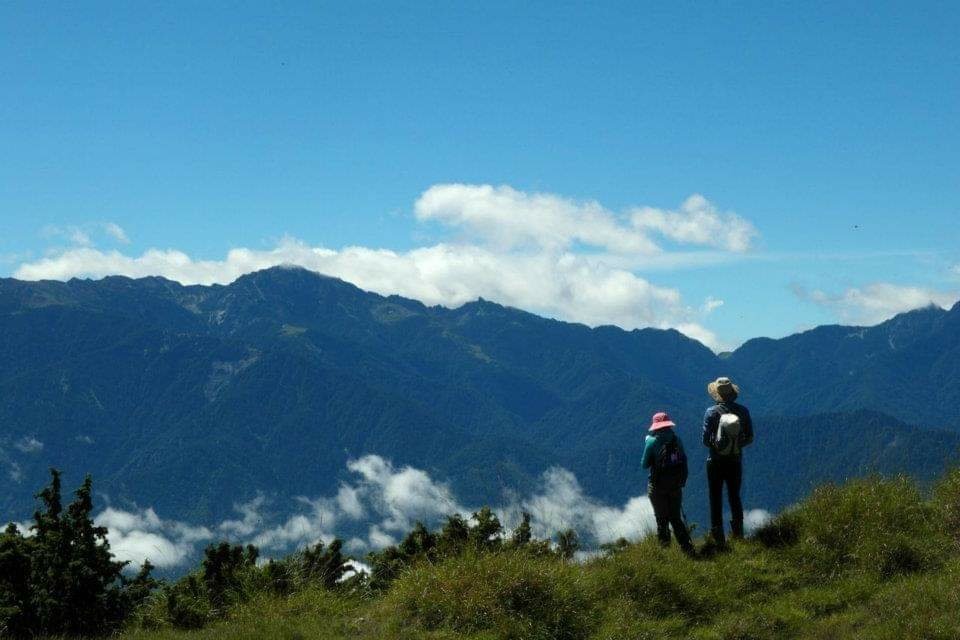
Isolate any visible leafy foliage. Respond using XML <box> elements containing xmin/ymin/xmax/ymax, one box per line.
<box><xmin>8</xmin><ymin>468</ymin><xmax>960</xmax><ymax>639</ymax></box>
<box><xmin>0</xmin><ymin>469</ymin><xmax>156</xmax><ymax>638</ymax></box>
<box><xmin>756</xmin><ymin>476</ymin><xmax>950</xmax><ymax>578</ymax></box>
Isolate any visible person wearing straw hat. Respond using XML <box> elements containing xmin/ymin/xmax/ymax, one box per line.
<box><xmin>702</xmin><ymin>377</ymin><xmax>754</xmax><ymax>545</ymax></box>
<box><xmin>642</xmin><ymin>411</ymin><xmax>695</xmax><ymax>555</ymax></box>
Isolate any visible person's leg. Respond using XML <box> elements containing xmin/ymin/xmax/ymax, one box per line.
<box><xmin>726</xmin><ymin>458</ymin><xmax>744</xmax><ymax>539</ymax></box>
<box><xmin>668</xmin><ymin>489</ymin><xmax>694</xmax><ymax>553</ymax></box>
<box><xmin>648</xmin><ymin>488</ymin><xmax>671</xmax><ymax>546</ymax></box>
<box><xmin>707</xmin><ymin>459</ymin><xmax>725</xmax><ymax>542</ymax></box>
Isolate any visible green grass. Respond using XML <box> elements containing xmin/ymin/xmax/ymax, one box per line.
<box><xmin>118</xmin><ymin>471</ymin><xmax>960</xmax><ymax>640</ymax></box>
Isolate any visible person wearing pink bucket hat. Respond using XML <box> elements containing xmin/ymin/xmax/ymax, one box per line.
<box><xmin>641</xmin><ymin>411</ymin><xmax>695</xmax><ymax>555</ymax></box>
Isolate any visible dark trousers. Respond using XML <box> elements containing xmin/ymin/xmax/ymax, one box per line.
<box><xmin>707</xmin><ymin>456</ymin><xmax>743</xmax><ymax>541</ymax></box>
<box><xmin>648</xmin><ymin>486</ymin><xmax>693</xmax><ymax>550</ymax></box>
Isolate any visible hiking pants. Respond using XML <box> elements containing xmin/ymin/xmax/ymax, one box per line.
<box><xmin>647</xmin><ymin>486</ymin><xmax>693</xmax><ymax>550</ymax></box>
<box><xmin>707</xmin><ymin>456</ymin><xmax>743</xmax><ymax>541</ymax></box>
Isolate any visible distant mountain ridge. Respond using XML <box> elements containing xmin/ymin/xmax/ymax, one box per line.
<box><xmin>1</xmin><ymin>267</ymin><xmax>958</xmax><ymax>528</ymax></box>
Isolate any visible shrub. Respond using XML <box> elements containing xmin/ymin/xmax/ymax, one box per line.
<box><xmin>383</xmin><ymin>549</ymin><xmax>594</xmax><ymax>640</ymax></box>
<box><xmin>933</xmin><ymin>467</ymin><xmax>960</xmax><ymax>548</ymax></box>
<box><xmin>163</xmin><ymin>576</ymin><xmax>211</xmax><ymax>630</ymax></box>
<box><xmin>588</xmin><ymin>541</ymin><xmax>708</xmax><ymax>621</ymax></box>
<box><xmin>0</xmin><ymin>470</ymin><xmax>158</xmax><ymax>638</ymax></box>
<box><xmin>752</xmin><ymin>511</ymin><xmax>801</xmax><ymax>549</ymax></box>
<box><xmin>201</xmin><ymin>542</ymin><xmax>260</xmax><ymax>613</ymax></box>
<box><xmin>784</xmin><ymin>476</ymin><xmax>949</xmax><ymax>578</ymax></box>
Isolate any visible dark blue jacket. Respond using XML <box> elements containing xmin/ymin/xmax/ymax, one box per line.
<box><xmin>701</xmin><ymin>401</ymin><xmax>754</xmax><ymax>460</ymax></box>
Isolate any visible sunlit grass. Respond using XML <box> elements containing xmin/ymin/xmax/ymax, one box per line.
<box><xmin>118</xmin><ymin>470</ymin><xmax>960</xmax><ymax>640</ymax></box>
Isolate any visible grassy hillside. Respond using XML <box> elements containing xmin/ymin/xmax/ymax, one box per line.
<box><xmin>118</xmin><ymin>470</ymin><xmax>960</xmax><ymax>640</ymax></box>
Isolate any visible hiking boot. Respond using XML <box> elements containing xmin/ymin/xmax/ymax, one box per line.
<box><xmin>731</xmin><ymin>519</ymin><xmax>744</xmax><ymax>540</ymax></box>
<box><xmin>711</xmin><ymin>528</ymin><xmax>727</xmax><ymax>547</ymax></box>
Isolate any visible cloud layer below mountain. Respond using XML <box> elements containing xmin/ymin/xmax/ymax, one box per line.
<box><xmin>5</xmin><ymin>455</ymin><xmax>770</xmax><ymax>570</ymax></box>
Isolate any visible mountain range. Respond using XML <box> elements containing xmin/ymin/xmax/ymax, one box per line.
<box><xmin>2</xmin><ymin>266</ymin><xmax>959</xmax><ymax>533</ymax></box>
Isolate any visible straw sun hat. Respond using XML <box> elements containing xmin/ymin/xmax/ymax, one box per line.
<box><xmin>707</xmin><ymin>376</ymin><xmax>740</xmax><ymax>402</ymax></box>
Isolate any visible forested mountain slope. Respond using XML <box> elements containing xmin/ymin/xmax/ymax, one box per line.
<box><xmin>1</xmin><ymin>267</ymin><xmax>958</xmax><ymax>527</ymax></box>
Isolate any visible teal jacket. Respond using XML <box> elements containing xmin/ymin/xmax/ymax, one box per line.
<box><xmin>642</xmin><ymin>428</ymin><xmax>687</xmax><ymax>484</ymax></box>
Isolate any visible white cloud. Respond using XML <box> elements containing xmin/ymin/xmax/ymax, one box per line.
<box><xmin>6</xmin><ymin>456</ymin><xmax>766</xmax><ymax>566</ymax></box>
<box><xmin>13</xmin><ymin>185</ymin><xmax>753</xmax><ymax>351</ymax></box>
<box><xmin>94</xmin><ymin>507</ymin><xmax>213</xmax><ymax>568</ymax></box>
<box><xmin>366</xmin><ymin>525</ymin><xmax>397</xmax><ymax>549</ymax></box>
<box><xmin>630</xmin><ymin>194</ymin><xmax>758</xmax><ymax>252</ymax></box>
<box><xmin>415</xmin><ymin>183</ymin><xmax>661</xmax><ymax>254</ymax></box>
<box><xmin>342</xmin><ymin>559</ymin><xmax>371</xmax><ymax>581</ymax></box>
<box><xmin>12</xmin><ymin>241</ymin><xmax>723</xmax><ymax>349</ymax></box>
<box><xmin>336</xmin><ymin>484</ymin><xmax>365</xmax><ymax>520</ymax></box>
<box><xmin>39</xmin><ymin>222</ymin><xmax>130</xmax><ymax>247</ymax></box>
<box><xmin>674</xmin><ymin>323</ymin><xmax>724</xmax><ymax>352</ymax></box>
<box><xmin>69</xmin><ymin>228</ymin><xmax>92</xmax><ymax>246</ymax></box>
<box><xmin>9</xmin><ymin>462</ymin><xmax>22</xmax><ymax>482</ymax></box>
<box><xmin>506</xmin><ymin>467</ymin><xmax>656</xmax><ymax>544</ymax></box>
<box><xmin>103</xmin><ymin>222</ymin><xmax>131</xmax><ymax>244</ymax></box>
<box><xmin>702</xmin><ymin>296</ymin><xmax>724</xmax><ymax>314</ymax></box>
<box><xmin>7</xmin><ymin>521</ymin><xmax>33</xmax><ymax>537</ymax></box>
<box><xmin>797</xmin><ymin>282</ymin><xmax>958</xmax><ymax>325</ymax></box>
<box><xmin>218</xmin><ymin>495</ymin><xmax>267</xmax><ymax>537</ymax></box>
<box><xmin>222</xmin><ymin>456</ymin><xmax>464</xmax><ymax>553</ymax></box>
<box><xmin>41</xmin><ymin>224</ymin><xmax>92</xmax><ymax>246</ymax></box>
<box><xmin>249</xmin><ymin>494</ymin><xmax>343</xmax><ymax>551</ymax></box>
<box><xmin>251</xmin><ymin>513</ymin><xmax>334</xmax><ymax>551</ymax></box>
<box><xmin>239</xmin><ymin>457</ymin><xmax>657</xmax><ymax>553</ymax></box>
<box><xmin>14</xmin><ymin>436</ymin><xmax>43</xmax><ymax>453</ymax></box>
<box><xmin>347</xmin><ymin>455</ymin><xmax>465</xmax><ymax>533</ymax></box>
<box><xmin>744</xmin><ymin>509</ymin><xmax>772</xmax><ymax>533</ymax></box>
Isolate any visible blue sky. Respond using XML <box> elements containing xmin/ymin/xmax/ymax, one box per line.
<box><xmin>1</xmin><ymin>1</ymin><xmax>958</xmax><ymax>349</ymax></box>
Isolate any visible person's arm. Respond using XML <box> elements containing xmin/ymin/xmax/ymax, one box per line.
<box><xmin>739</xmin><ymin>406</ymin><xmax>754</xmax><ymax>447</ymax></box>
<box><xmin>641</xmin><ymin>435</ymin><xmax>656</xmax><ymax>469</ymax></box>
<box><xmin>702</xmin><ymin>408</ymin><xmax>717</xmax><ymax>449</ymax></box>
<box><xmin>679</xmin><ymin>436</ymin><xmax>689</xmax><ymax>486</ymax></box>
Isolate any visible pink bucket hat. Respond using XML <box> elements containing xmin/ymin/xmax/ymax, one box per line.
<box><xmin>649</xmin><ymin>411</ymin><xmax>676</xmax><ymax>431</ymax></box>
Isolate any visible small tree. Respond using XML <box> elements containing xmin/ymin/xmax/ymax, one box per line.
<box><xmin>366</xmin><ymin>545</ymin><xmax>406</xmax><ymax>591</ymax></box>
<box><xmin>556</xmin><ymin>528</ymin><xmax>580</xmax><ymax>560</ymax></box>
<box><xmin>0</xmin><ymin>524</ymin><xmax>37</xmax><ymax>636</ymax></box>
<box><xmin>1</xmin><ymin>469</ymin><xmax>157</xmax><ymax>638</ymax></box>
<box><xmin>399</xmin><ymin>522</ymin><xmax>436</xmax><ymax>560</ymax></box>
<box><xmin>201</xmin><ymin>542</ymin><xmax>258</xmax><ymax>612</ymax></box>
<box><xmin>511</xmin><ymin>512</ymin><xmax>533</xmax><ymax>547</ymax></box>
<box><xmin>302</xmin><ymin>539</ymin><xmax>350</xmax><ymax>590</ymax></box>
<box><xmin>599</xmin><ymin>537</ymin><xmax>630</xmax><ymax>556</ymax></box>
<box><xmin>470</xmin><ymin>506</ymin><xmax>502</xmax><ymax>552</ymax></box>
<box><xmin>436</xmin><ymin>514</ymin><xmax>470</xmax><ymax>557</ymax></box>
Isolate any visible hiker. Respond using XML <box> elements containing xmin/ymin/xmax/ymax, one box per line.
<box><xmin>642</xmin><ymin>411</ymin><xmax>695</xmax><ymax>554</ymax></box>
<box><xmin>702</xmin><ymin>376</ymin><xmax>754</xmax><ymax>544</ymax></box>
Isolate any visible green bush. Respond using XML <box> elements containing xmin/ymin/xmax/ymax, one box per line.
<box><xmin>785</xmin><ymin>476</ymin><xmax>949</xmax><ymax>578</ymax></box>
<box><xmin>752</xmin><ymin>511</ymin><xmax>801</xmax><ymax>549</ymax></box>
<box><xmin>163</xmin><ymin>576</ymin><xmax>212</xmax><ymax>630</ymax></box>
<box><xmin>0</xmin><ymin>470</ymin><xmax>158</xmax><ymax>638</ymax></box>
<box><xmin>587</xmin><ymin>540</ymin><xmax>708</xmax><ymax>622</ymax></box>
<box><xmin>933</xmin><ymin>467</ymin><xmax>960</xmax><ymax>548</ymax></box>
<box><xmin>383</xmin><ymin>549</ymin><xmax>594</xmax><ymax>640</ymax></box>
